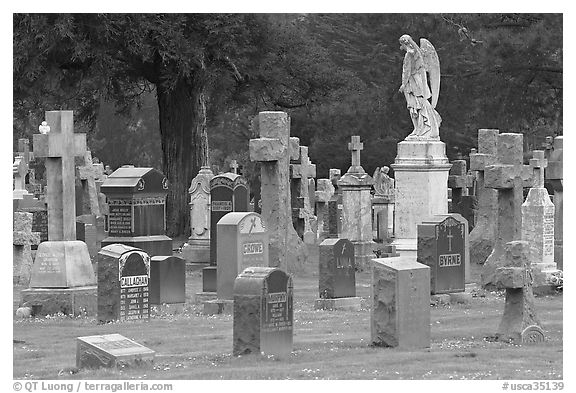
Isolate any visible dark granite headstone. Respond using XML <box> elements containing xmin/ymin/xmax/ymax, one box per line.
<box><xmin>418</xmin><ymin>214</ymin><xmax>468</xmax><ymax>294</ymax></box>
<box><xmin>319</xmin><ymin>238</ymin><xmax>355</xmax><ymax>298</ymax></box>
<box><xmin>100</xmin><ymin>167</ymin><xmax>171</xmax><ymax>257</ymax></box>
<box><xmin>149</xmin><ymin>256</ymin><xmax>185</xmax><ymax>305</ymax></box>
<box><xmin>233</xmin><ymin>267</ymin><xmax>293</xmax><ymax>357</ymax></box>
<box><xmin>217</xmin><ymin>212</ymin><xmax>269</xmax><ymax>300</ymax></box>
<box><xmin>77</xmin><ymin>333</ymin><xmax>155</xmax><ymax>369</ymax></box>
<box><xmin>97</xmin><ymin>244</ymin><xmax>150</xmax><ymax>323</ymax></box>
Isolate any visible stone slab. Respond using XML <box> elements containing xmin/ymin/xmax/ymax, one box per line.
<box><xmin>21</xmin><ymin>286</ymin><xmax>97</xmax><ymax>317</ymax></box>
<box><xmin>76</xmin><ymin>334</ymin><xmax>155</xmax><ymax>369</ymax></box>
<box><xmin>149</xmin><ymin>256</ymin><xmax>186</xmax><ymax>305</ymax></box>
<box><xmin>371</xmin><ymin>256</ymin><xmax>430</xmax><ymax>349</ymax></box>
<box><xmin>203</xmin><ymin>299</ymin><xmax>234</xmax><ymax>315</ymax></box>
<box><xmin>202</xmin><ymin>266</ymin><xmax>217</xmax><ymax>292</ymax></box>
<box><xmin>314</xmin><ymin>297</ymin><xmax>362</xmax><ymax>311</ymax></box>
<box><xmin>195</xmin><ymin>292</ymin><xmax>218</xmax><ymax>303</ymax></box>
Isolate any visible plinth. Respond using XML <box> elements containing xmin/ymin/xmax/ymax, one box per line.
<box><xmin>391</xmin><ymin>139</ymin><xmax>451</xmax><ymax>253</ymax></box>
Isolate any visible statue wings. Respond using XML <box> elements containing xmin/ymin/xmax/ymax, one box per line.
<box><xmin>420</xmin><ymin>38</ymin><xmax>440</xmax><ymax>108</ymax></box>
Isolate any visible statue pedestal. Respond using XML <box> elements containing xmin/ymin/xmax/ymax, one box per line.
<box><xmin>391</xmin><ymin>139</ymin><xmax>451</xmax><ymax>252</ymax></box>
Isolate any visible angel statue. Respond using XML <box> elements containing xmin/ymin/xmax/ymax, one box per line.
<box><xmin>398</xmin><ymin>34</ymin><xmax>442</xmax><ymax>139</ymax></box>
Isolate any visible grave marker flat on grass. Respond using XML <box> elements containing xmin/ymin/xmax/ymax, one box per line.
<box><xmin>371</xmin><ymin>256</ymin><xmax>430</xmax><ymax>348</ymax></box>
<box><xmin>77</xmin><ymin>334</ymin><xmax>155</xmax><ymax>369</ymax></box>
<box><xmin>417</xmin><ymin>214</ymin><xmax>469</xmax><ymax>292</ymax></box>
<box><xmin>315</xmin><ymin>238</ymin><xmax>362</xmax><ymax>311</ymax></box>
<box><xmin>233</xmin><ymin>267</ymin><xmax>293</xmax><ymax>357</ymax></box>
<box><xmin>97</xmin><ymin>244</ymin><xmax>151</xmax><ymax>323</ymax></box>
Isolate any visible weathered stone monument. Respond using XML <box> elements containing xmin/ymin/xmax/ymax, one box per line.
<box><xmin>203</xmin><ymin>212</ymin><xmax>269</xmax><ymax>315</ymax></box>
<box><xmin>371</xmin><ymin>256</ymin><xmax>430</xmax><ymax>348</ymax></box>
<box><xmin>314</xmin><ymin>179</ymin><xmax>335</xmax><ymax>242</ymax></box>
<box><xmin>448</xmin><ymin>160</ymin><xmax>477</xmax><ymax>231</ymax></box>
<box><xmin>233</xmin><ymin>267</ymin><xmax>293</xmax><ymax>357</ymax></box>
<box><xmin>327</xmin><ymin>168</ymin><xmax>343</xmax><ymax>238</ymax></box>
<box><xmin>481</xmin><ymin>133</ymin><xmax>532</xmax><ymax>289</ymax></box>
<box><xmin>315</xmin><ymin>238</ymin><xmax>362</xmax><ymax>310</ymax></box>
<box><xmin>77</xmin><ymin>334</ymin><xmax>155</xmax><ymax>369</ymax></box>
<box><xmin>100</xmin><ymin>166</ymin><xmax>172</xmax><ymax>257</ymax></box>
<box><xmin>290</xmin><ymin>145</ymin><xmax>317</xmax><ymax>244</ymax></box>
<box><xmin>180</xmin><ymin>166</ymin><xmax>214</xmax><ymax>263</ymax></box>
<box><xmin>372</xmin><ymin>166</ymin><xmax>395</xmax><ymax>243</ymax></box>
<box><xmin>13</xmin><ymin>212</ymin><xmax>40</xmax><ymax>285</ymax></box>
<box><xmin>338</xmin><ymin>136</ymin><xmax>375</xmax><ymax>271</ymax></box>
<box><xmin>469</xmin><ymin>129</ymin><xmax>499</xmax><ymax>265</ymax></box>
<box><xmin>522</xmin><ymin>150</ymin><xmax>559</xmax><ymax>290</ymax></box>
<box><xmin>249</xmin><ymin>111</ymin><xmax>308</xmax><ymax>272</ymax></box>
<box><xmin>97</xmin><ymin>244</ymin><xmax>151</xmax><ymax>323</ymax></box>
<box><xmin>417</xmin><ymin>214</ymin><xmax>468</xmax><ymax>293</ymax></box>
<box><xmin>393</xmin><ymin>35</ymin><xmax>451</xmax><ymax>254</ymax></box>
<box><xmin>21</xmin><ymin>111</ymin><xmax>97</xmax><ymax>316</ymax></box>
<box><xmin>544</xmin><ymin>136</ymin><xmax>563</xmax><ymax>270</ymax></box>
<box><xmin>149</xmin><ymin>255</ymin><xmax>186</xmax><ymax>312</ymax></box>
<box><xmin>491</xmin><ymin>241</ymin><xmax>545</xmax><ymax>344</ymax></box>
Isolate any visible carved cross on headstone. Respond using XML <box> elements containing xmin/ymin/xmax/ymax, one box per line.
<box><xmin>347</xmin><ymin>135</ymin><xmax>365</xmax><ymax>174</ymax></box>
<box><xmin>76</xmin><ymin>151</ymin><xmax>102</xmax><ymax>217</ymax></box>
<box><xmin>33</xmin><ymin>111</ymin><xmax>87</xmax><ymax>241</ymax></box>
<box><xmin>230</xmin><ymin>160</ymin><xmax>239</xmax><ymax>175</ymax></box>
<box><xmin>481</xmin><ymin>133</ymin><xmax>532</xmax><ymax>289</ymax></box>
<box><xmin>492</xmin><ymin>241</ymin><xmax>544</xmax><ymax>344</ymax></box>
<box><xmin>529</xmin><ymin>150</ymin><xmax>547</xmax><ymax>189</ymax></box>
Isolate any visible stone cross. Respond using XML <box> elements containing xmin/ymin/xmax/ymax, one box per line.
<box><xmin>13</xmin><ymin>212</ymin><xmax>41</xmax><ymax>285</ymax></box>
<box><xmin>544</xmin><ymin>136</ymin><xmax>563</xmax><ymax>270</ymax></box>
<box><xmin>347</xmin><ymin>135</ymin><xmax>365</xmax><ymax>174</ymax></box>
<box><xmin>529</xmin><ymin>150</ymin><xmax>547</xmax><ymax>189</ymax></box>
<box><xmin>33</xmin><ymin>111</ymin><xmax>87</xmax><ymax>241</ymax></box>
<box><xmin>230</xmin><ymin>160</ymin><xmax>239</xmax><ymax>174</ymax></box>
<box><xmin>481</xmin><ymin>133</ymin><xmax>532</xmax><ymax>289</ymax></box>
<box><xmin>469</xmin><ymin>129</ymin><xmax>499</xmax><ymax>265</ymax></box>
<box><xmin>77</xmin><ymin>151</ymin><xmax>102</xmax><ymax>217</ymax></box>
<box><xmin>448</xmin><ymin>160</ymin><xmax>474</xmax><ymax>200</ymax></box>
<box><xmin>290</xmin><ymin>145</ymin><xmax>317</xmax><ymax>243</ymax></box>
<box><xmin>13</xmin><ymin>156</ymin><xmax>29</xmax><ymax>199</ymax></box>
<box><xmin>249</xmin><ymin>112</ymin><xmax>307</xmax><ymax>271</ymax></box>
<box><xmin>492</xmin><ymin>241</ymin><xmax>544</xmax><ymax>344</ymax></box>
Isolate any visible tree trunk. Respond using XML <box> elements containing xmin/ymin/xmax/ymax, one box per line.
<box><xmin>157</xmin><ymin>76</ymin><xmax>208</xmax><ymax>237</ymax></box>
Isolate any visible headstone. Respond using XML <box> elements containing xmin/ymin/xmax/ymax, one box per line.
<box><xmin>372</xmin><ymin>166</ymin><xmax>395</xmax><ymax>243</ymax></box>
<box><xmin>203</xmin><ymin>172</ymin><xmax>249</xmax><ymax>292</ymax></box>
<box><xmin>544</xmin><ymin>136</ymin><xmax>563</xmax><ymax>270</ymax></box>
<box><xmin>314</xmin><ymin>179</ymin><xmax>335</xmax><ymax>242</ymax></box>
<box><xmin>290</xmin><ymin>145</ymin><xmax>317</xmax><ymax>244</ymax></box>
<box><xmin>315</xmin><ymin>238</ymin><xmax>361</xmax><ymax>310</ymax></box>
<box><xmin>249</xmin><ymin>112</ymin><xmax>308</xmax><ymax>272</ymax></box>
<box><xmin>481</xmin><ymin>133</ymin><xmax>532</xmax><ymax>289</ymax></box>
<box><xmin>338</xmin><ymin>136</ymin><xmax>375</xmax><ymax>270</ymax></box>
<box><xmin>491</xmin><ymin>241</ymin><xmax>545</xmax><ymax>344</ymax></box>
<box><xmin>371</xmin><ymin>256</ymin><xmax>430</xmax><ymax>348</ymax></box>
<box><xmin>233</xmin><ymin>267</ymin><xmax>293</xmax><ymax>357</ymax></box>
<box><xmin>522</xmin><ymin>150</ymin><xmax>558</xmax><ymax>289</ymax></box>
<box><xmin>13</xmin><ymin>212</ymin><xmax>40</xmax><ymax>285</ymax></box>
<box><xmin>76</xmin><ymin>334</ymin><xmax>155</xmax><ymax>369</ymax></box>
<box><xmin>13</xmin><ymin>155</ymin><xmax>32</xmax><ymax>200</ymax></box>
<box><xmin>469</xmin><ymin>129</ymin><xmax>499</xmax><ymax>264</ymax></box>
<box><xmin>417</xmin><ymin>214</ymin><xmax>468</xmax><ymax>293</ymax></box>
<box><xmin>149</xmin><ymin>256</ymin><xmax>186</xmax><ymax>307</ymax></box>
<box><xmin>180</xmin><ymin>166</ymin><xmax>214</xmax><ymax>263</ymax></box>
<box><xmin>328</xmin><ymin>168</ymin><xmax>343</xmax><ymax>237</ymax></box>
<box><xmin>97</xmin><ymin>244</ymin><xmax>151</xmax><ymax>323</ymax></box>
<box><xmin>100</xmin><ymin>167</ymin><xmax>172</xmax><ymax>257</ymax></box>
<box><xmin>22</xmin><ymin>111</ymin><xmax>96</xmax><ymax>317</ymax></box>
<box><xmin>448</xmin><ymin>160</ymin><xmax>477</xmax><ymax>231</ymax></box>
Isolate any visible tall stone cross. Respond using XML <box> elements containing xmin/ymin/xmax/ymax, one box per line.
<box><xmin>347</xmin><ymin>135</ymin><xmax>365</xmax><ymax>174</ymax></box>
<box><xmin>249</xmin><ymin>111</ymin><xmax>305</xmax><ymax>271</ymax></box>
<box><xmin>76</xmin><ymin>151</ymin><xmax>102</xmax><ymax>217</ymax></box>
<box><xmin>481</xmin><ymin>133</ymin><xmax>532</xmax><ymax>289</ymax></box>
<box><xmin>230</xmin><ymin>160</ymin><xmax>239</xmax><ymax>174</ymax></box>
<box><xmin>33</xmin><ymin>111</ymin><xmax>87</xmax><ymax>241</ymax></box>
<box><xmin>290</xmin><ymin>145</ymin><xmax>317</xmax><ymax>244</ymax></box>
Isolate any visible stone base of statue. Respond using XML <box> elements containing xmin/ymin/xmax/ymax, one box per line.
<box><xmin>391</xmin><ymin>139</ymin><xmax>451</xmax><ymax>253</ymax></box>
<box><xmin>180</xmin><ymin>239</ymin><xmax>210</xmax><ymax>263</ymax></box>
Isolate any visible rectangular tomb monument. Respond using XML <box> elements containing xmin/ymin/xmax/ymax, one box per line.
<box><xmin>100</xmin><ymin>167</ymin><xmax>172</xmax><ymax>257</ymax></box>
<box><xmin>77</xmin><ymin>333</ymin><xmax>155</xmax><ymax>369</ymax></box>
<box><xmin>233</xmin><ymin>267</ymin><xmax>293</xmax><ymax>357</ymax></box>
<box><xmin>97</xmin><ymin>244</ymin><xmax>151</xmax><ymax>323</ymax></box>
<box><xmin>371</xmin><ymin>256</ymin><xmax>430</xmax><ymax>349</ymax></box>
<box><xmin>417</xmin><ymin>214</ymin><xmax>469</xmax><ymax>293</ymax></box>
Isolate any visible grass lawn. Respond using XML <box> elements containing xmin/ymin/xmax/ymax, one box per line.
<box><xmin>12</xmin><ymin>260</ymin><xmax>563</xmax><ymax>380</ymax></box>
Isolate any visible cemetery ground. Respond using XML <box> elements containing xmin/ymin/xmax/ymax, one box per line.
<box><xmin>13</xmin><ymin>244</ymin><xmax>562</xmax><ymax>380</ymax></box>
